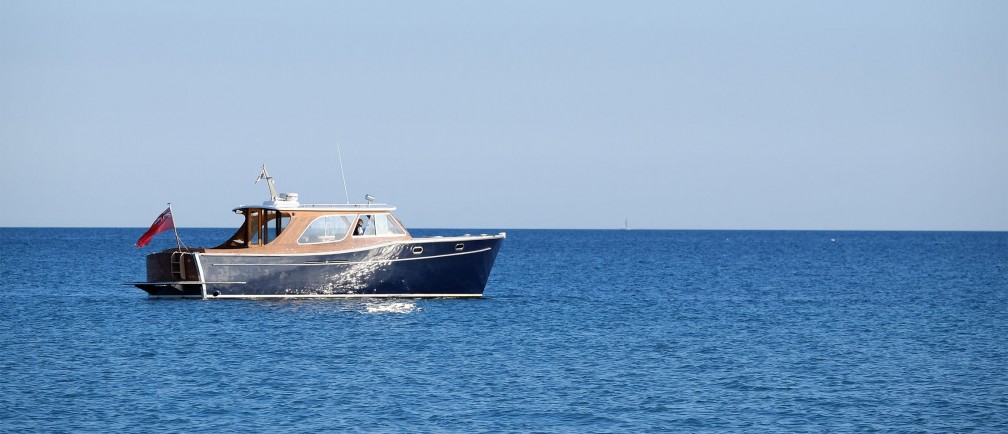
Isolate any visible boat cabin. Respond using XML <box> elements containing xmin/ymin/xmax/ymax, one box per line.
<box><xmin>206</xmin><ymin>195</ymin><xmax>412</xmax><ymax>254</ymax></box>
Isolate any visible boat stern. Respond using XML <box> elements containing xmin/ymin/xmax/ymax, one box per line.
<box><xmin>131</xmin><ymin>251</ymin><xmax>206</xmax><ymax>298</ymax></box>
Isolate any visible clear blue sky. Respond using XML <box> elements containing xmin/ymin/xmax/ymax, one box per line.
<box><xmin>1</xmin><ymin>1</ymin><xmax>1005</xmax><ymax>230</ymax></box>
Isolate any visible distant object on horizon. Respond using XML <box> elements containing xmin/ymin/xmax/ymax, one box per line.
<box><xmin>624</xmin><ymin>217</ymin><xmax>631</xmax><ymax>231</ymax></box>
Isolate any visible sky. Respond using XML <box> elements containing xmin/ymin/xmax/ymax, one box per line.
<box><xmin>1</xmin><ymin>0</ymin><xmax>1005</xmax><ymax>230</ymax></box>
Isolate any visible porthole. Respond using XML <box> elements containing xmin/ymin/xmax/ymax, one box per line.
<box><xmin>455</xmin><ymin>243</ymin><xmax>464</xmax><ymax>251</ymax></box>
<box><xmin>412</xmin><ymin>246</ymin><xmax>423</xmax><ymax>255</ymax></box>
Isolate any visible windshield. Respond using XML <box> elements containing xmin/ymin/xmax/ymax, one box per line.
<box><xmin>352</xmin><ymin>213</ymin><xmax>406</xmax><ymax>237</ymax></box>
<box><xmin>299</xmin><ymin>215</ymin><xmax>353</xmax><ymax>244</ymax></box>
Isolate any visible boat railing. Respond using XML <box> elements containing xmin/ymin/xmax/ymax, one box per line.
<box><xmin>236</xmin><ymin>203</ymin><xmax>396</xmax><ymax>212</ymax></box>
<box><xmin>298</xmin><ymin>203</ymin><xmax>392</xmax><ymax>209</ymax></box>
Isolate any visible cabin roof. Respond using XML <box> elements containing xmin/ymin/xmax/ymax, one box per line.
<box><xmin>233</xmin><ymin>202</ymin><xmax>397</xmax><ymax>213</ymax></box>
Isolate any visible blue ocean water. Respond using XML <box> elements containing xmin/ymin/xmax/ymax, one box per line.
<box><xmin>0</xmin><ymin>228</ymin><xmax>1006</xmax><ymax>432</ymax></box>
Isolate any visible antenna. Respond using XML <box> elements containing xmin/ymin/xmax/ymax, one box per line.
<box><xmin>255</xmin><ymin>164</ymin><xmax>278</xmax><ymax>200</ymax></box>
<box><xmin>336</xmin><ymin>142</ymin><xmax>350</xmax><ymax>204</ymax></box>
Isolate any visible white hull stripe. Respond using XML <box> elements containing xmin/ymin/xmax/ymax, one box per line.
<box><xmin>208</xmin><ymin>247</ymin><xmax>492</xmax><ymax>267</ymax></box>
<box><xmin>128</xmin><ymin>281</ymin><xmax>247</xmax><ymax>285</ymax></box>
<box><xmin>198</xmin><ymin>234</ymin><xmax>504</xmax><ymax>258</ymax></box>
<box><xmin>193</xmin><ymin>253</ymin><xmax>208</xmax><ymax>298</ymax></box>
<box><xmin>149</xmin><ymin>293</ymin><xmax>483</xmax><ymax>299</ymax></box>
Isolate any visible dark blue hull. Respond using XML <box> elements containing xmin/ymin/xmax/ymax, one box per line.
<box><xmin>135</xmin><ymin>235</ymin><xmax>504</xmax><ymax>298</ymax></box>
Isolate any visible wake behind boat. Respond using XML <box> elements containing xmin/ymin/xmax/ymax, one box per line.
<box><xmin>131</xmin><ymin>166</ymin><xmax>505</xmax><ymax>299</ymax></box>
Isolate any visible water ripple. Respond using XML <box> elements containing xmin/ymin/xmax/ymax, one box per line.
<box><xmin>0</xmin><ymin>229</ymin><xmax>1005</xmax><ymax>431</ymax></box>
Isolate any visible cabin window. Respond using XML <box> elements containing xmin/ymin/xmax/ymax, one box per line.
<box><xmin>249</xmin><ymin>210</ymin><xmax>290</xmax><ymax>246</ymax></box>
<box><xmin>214</xmin><ymin>208</ymin><xmax>290</xmax><ymax>248</ymax></box>
<box><xmin>352</xmin><ymin>213</ymin><xmax>405</xmax><ymax>237</ymax></box>
<box><xmin>299</xmin><ymin>215</ymin><xmax>352</xmax><ymax>244</ymax></box>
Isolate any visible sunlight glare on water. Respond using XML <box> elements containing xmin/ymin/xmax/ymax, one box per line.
<box><xmin>363</xmin><ymin>300</ymin><xmax>420</xmax><ymax>314</ymax></box>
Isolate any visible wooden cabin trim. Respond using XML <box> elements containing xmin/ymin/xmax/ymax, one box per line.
<box><xmin>202</xmin><ymin>208</ymin><xmax>413</xmax><ymax>255</ymax></box>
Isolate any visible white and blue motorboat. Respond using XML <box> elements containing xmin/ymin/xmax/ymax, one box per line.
<box><xmin>133</xmin><ymin>167</ymin><xmax>505</xmax><ymax>299</ymax></box>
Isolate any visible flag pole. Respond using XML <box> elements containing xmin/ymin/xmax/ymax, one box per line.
<box><xmin>169</xmin><ymin>202</ymin><xmax>182</xmax><ymax>252</ymax></box>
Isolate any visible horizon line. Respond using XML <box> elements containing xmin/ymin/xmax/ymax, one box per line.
<box><xmin>1</xmin><ymin>226</ymin><xmax>1006</xmax><ymax>233</ymax></box>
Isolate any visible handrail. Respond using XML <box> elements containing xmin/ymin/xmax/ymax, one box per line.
<box><xmin>298</xmin><ymin>203</ymin><xmax>393</xmax><ymax>208</ymax></box>
<box><xmin>233</xmin><ymin>203</ymin><xmax>396</xmax><ymax>211</ymax></box>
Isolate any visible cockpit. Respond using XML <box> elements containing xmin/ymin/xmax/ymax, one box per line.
<box><xmin>215</xmin><ymin>208</ymin><xmax>292</xmax><ymax>249</ymax></box>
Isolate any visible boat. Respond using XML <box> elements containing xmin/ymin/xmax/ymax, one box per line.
<box><xmin>132</xmin><ymin>167</ymin><xmax>505</xmax><ymax>299</ymax></box>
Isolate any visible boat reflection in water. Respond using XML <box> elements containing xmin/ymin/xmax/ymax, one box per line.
<box><xmin>133</xmin><ymin>167</ymin><xmax>505</xmax><ymax>299</ymax></box>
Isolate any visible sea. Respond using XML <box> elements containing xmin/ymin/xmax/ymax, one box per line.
<box><xmin>0</xmin><ymin>228</ymin><xmax>1005</xmax><ymax>432</ymax></box>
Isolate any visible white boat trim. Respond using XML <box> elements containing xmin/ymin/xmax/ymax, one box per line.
<box><xmin>233</xmin><ymin>203</ymin><xmax>397</xmax><ymax>212</ymax></box>
<box><xmin>148</xmin><ymin>293</ymin><xmax>484</xmax><ymax>299</ymax></box>
<box><xmin>199</xmin><ymin>233</ymin><xmax>506</xmax><ymax>258</ymax></box>
<box><xmin>208</xmin><ymin>247</ymin><xmax>492</xmax><ymax>267</ymax></box>
<box><xmin>126</xmin><ymin>281</ymin><xmax>248</xmax><ymax>285</ymax></box>
<box><xmin>193</xmin><ymin>253</ymin><xmax>208</xmax><ymax>298</ymax></box>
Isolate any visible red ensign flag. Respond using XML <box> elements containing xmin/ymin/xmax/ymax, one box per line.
<box><xmin>136</xmin><ymin>207</ymin><xmax>174</xmax><ymax>248</ymax></box>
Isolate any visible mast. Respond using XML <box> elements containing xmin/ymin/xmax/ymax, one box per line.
<box><xmin>256</xmin><ymin>165</ymin><xmax>278</xmax><ymax>201</ymax></box>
